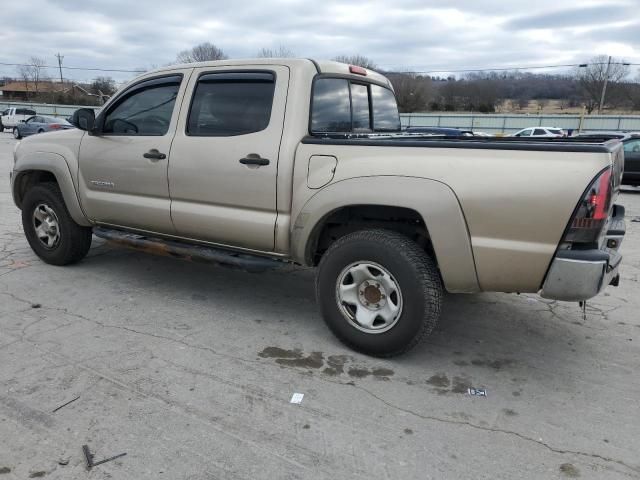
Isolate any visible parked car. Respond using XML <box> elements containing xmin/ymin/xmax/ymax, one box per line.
<box><xmin>575</xmin><ymin>132</ymin><xmax>640</xmax><ymax>186</ymax></box>
<box><xmin>13</xmin><ymin>115</ymin><xmax>74</xmax><ymax>139</ymax></box>
<box><xmin>10</xmin><ymin>59</ymin><xmax>625</xmax><ymax>356</ymax></box>
<box><xmin>0</xmin><ymin>107</ymin><xmax>37</xmax><ymax>131</ymax></box>
<box><xmin>512</xmin><ymin>127</ymin><xmax>566</xmax><ymax>138</ymax></box>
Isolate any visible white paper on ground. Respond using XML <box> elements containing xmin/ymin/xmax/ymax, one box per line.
<box><xmin>290</xmin><ymin>393</ymin><xmax>304</xmax><ymax>404</ymax></box>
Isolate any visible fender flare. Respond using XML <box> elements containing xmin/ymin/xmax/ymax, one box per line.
<box><xmin>12</xmin><ymin>152</ymin><xmax>91</xmax><ymax>227</ymax></box>
<box><xmin>291</xmin><ymin>176</ymin><xmax>480</xmax><ymax>293</ymax></box>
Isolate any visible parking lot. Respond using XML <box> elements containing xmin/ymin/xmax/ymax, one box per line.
<box><xmin>0</xmin><ymin>131</ymin><xmax>639</xmax><ymax>479</ymax></box>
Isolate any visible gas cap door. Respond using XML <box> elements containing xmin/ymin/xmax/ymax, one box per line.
<box><xmin>307</xmin><ymin>155</ymin><xmax>337</xmax><ymax>189</ymax></box>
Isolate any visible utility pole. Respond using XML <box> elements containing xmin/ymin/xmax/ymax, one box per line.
<box><xmin>55</xmin><ymin>53</ymin><xmax>64</xmax><ymax>84</ymax></box>
<box><xmin>598</xmin><ymin>55</ymin><xmax>612</xmax><ymax>115</ymax></box>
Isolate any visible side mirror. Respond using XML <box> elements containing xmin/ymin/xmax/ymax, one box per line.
<box><xmin>70</xmin><ymin>108</ymin><xmax>96</xmax><ymax>132</ymax></box>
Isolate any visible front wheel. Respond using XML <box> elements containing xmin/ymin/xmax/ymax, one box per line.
<box><xmin>22</xmin><ymin>183</ymin><xmax>92</xmax><ymax>265</ymax></box>
<box><xmin>13</xmin><ymin>127</ymin><xmax>21</xmax><ymax>139</ymax></box>
<box><xmin>316</xmin><ymin>229</ymin><xmax>442</xmax><ymax>357</ymax></box>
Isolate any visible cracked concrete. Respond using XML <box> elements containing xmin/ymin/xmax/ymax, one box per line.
<box><xmin>0</xmin><ymin>131</ymin><xmax>639</xmax><ymax>479</ymax></box>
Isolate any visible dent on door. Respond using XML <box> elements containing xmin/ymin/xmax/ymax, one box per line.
<box><xmin>307</xmin><ymin>155</ymin><xmax>337</xmax><ymax>189</ymax></box>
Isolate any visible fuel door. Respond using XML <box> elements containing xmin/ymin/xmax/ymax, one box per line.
<box><xmin>307</xmin><ymin>155</ymin><xmax>337</xmax><ymax>189</ymax></box>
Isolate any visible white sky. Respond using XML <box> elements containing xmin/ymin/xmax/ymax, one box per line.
<box><xmin>1</xmin><ymin>0</ymin><xmax>638</xmax><ymax>83</ymax></box>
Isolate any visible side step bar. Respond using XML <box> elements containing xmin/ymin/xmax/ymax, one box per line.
<box><xmin>93</xmin><ymin>228</ymin><xmax>284</xmax><ymax>273</ymax></box>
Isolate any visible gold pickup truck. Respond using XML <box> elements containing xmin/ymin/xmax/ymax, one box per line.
<box><xmin>10</xmin><ymin>59</ymin><xmax>626</xmax><ymax>356</ymax></box>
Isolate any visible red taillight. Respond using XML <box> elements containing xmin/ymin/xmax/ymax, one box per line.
<box><xmin>49</xmin><ymin>124</ymin><xmax>62</xmax><ymax>130</ymax></box>
<box><xmin>564</xmin><ymin>167</ymin><xmax>613</xmax><ymax>247</ymax></box>
<box><xmin>590</xmin><ymin>169</ymin><xmax>611</xmax><ymax>220</ymax></box>
<box><xmin>349</xmin><ymin>65</ymin><xmax>367</xmax><ymax>76</ymax></box>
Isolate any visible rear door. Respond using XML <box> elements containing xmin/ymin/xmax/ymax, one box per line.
<box><xmin>78</xmin><ymin>70</ymin><xmax>191</xmax><ymax>233</ymax></box>
<box><xmin>22</xmin><ymin>116</ymin><xmax>39</xmax><ymax>135</ymax></box>
<box><xmin>168</xmin><ymin>65</ymin><xmax>289</xmax><ymax>252</ymax></box>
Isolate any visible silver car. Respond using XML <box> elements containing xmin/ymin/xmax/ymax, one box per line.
<box><xmin>13</xmin><ymin>115</ymin><xmax>74</xmax><ymax>139</ymax></box>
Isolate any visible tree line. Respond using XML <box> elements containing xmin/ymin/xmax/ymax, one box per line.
<box><xmin>5</xmin><ymin>44</ymin><xmax>639</xmax><ymax>114</ymax></box>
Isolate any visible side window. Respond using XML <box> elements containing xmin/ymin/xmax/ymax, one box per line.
<box><xmin>187</xmin><ymin>72</ymin><xmax>275</xmax><ymax>136</ymax></box>
<box><xmin>371</xmin><ymin>84</ymin><xmax>400</xmax><ymax>131</ymax></box>
<box><xmin>534</xmin><ymin>128</ymin><xmax>547</xmax><ymax>136</ymax></box>
<box><xmin>624</xmin><ymin>139</ymin><xmax>640</xmax><ymax>152</ymax></box>
<box><xmin>311</xmin><ymin>78</ymin><xmax>351</xmax><ymax>133</ymax></box>
<box><xmin>26</xmin><ymin>116</ymin><xmax>37</xmax><ymax>123</ymax></box>
<box><xmin>1</xmin><ymin>109</ymin><xmax>9</xmax><ymax>116</ymax></box>
<box><xmin>102</xmin><ymin>76</ymin><xmax>181</xmax><ymax>136</ymax></box>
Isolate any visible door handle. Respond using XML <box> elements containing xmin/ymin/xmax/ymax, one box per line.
<box><xmin>239</xmin><ymin>155</ymin><xmax>270</xmax><ymax>166</ymax></box>
<box><xmin>143</xmin><ymin>149</ymin><xmax>166</xmax><ymax>161</ymax></box>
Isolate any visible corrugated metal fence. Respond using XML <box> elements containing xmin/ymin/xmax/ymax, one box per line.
<box><xmin>400</xmin><ymin>113</ymin><xmax>640</xmax><ymax>134</ymax></box>
<box><xmin>0</xmin><ymin>101</ymin><xmax>98</xmax><ymax>117</ymax></box>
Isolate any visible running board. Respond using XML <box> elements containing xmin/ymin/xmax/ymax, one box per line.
<box><xmin>93</xmin><ymin>228</ymin><xmax>284</xmax><ymax>273</ymax></box>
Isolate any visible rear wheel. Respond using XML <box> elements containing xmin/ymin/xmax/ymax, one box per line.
<box><xmin>316</xmin><ymin>229</ymin><xmax>442</xmax><ymax>357</ymax></box>
<box><xmin>22</xmin><ymin>183</ymin><xmax>92</xmax><ymax>265</ymax></box>
<box><xmin>37</xmin><ymin>128</ymin><xmax>44</xmax><ymax>134</ymax></box>
<box><xmin>13</xmin><ymin>127</ymin><xmax>21</xmax><ymax>139</ymax></box>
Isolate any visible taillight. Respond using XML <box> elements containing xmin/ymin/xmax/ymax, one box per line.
<box><xmin>563</xmin><ymin>168</ymin><xmax>612</xmax><ymax>248</ymax></box>
<box><xmin>49</xmin><ymin>124</ymin><xmax>62</xmax><ymax>130</ymax></box>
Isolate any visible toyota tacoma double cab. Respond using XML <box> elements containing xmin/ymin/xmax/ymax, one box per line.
<box><xmin>10</xmin><ymin>59</ymin><xmax>626</xmax><ymax>356</ymax></box>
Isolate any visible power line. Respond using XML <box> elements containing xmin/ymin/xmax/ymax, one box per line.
<box><xmin>382</xmin><ymin>62</ymin><xmax>639</xmax><ymax>75</ymax></box>
<box><xmin>0</xmin><ymin>61</ymin><xmax>144</xmax><ymax>73</ymax></box>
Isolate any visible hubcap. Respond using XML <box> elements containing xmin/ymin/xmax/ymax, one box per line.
<box><xmin>336</xmin><ymin>262</ymin><xmax>403</xmax><ymax>333</ymax></box>
<box><xmin>32</xmin><ymin>204</ymin><xmax>61</xmax><ymax>249</ymax></box>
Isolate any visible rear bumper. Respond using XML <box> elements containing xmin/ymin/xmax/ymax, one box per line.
<box><xmin>540</xmin><ymin>204</ymin><xmax>625</xmax><ymax>302</ymax></box>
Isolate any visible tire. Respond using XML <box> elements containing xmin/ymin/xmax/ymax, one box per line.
<box><xmin>316</xmin><ymin>229</ymin><xmax>442</xmax><ymax>357</ymax></box>
<box><xmin>13</xmin><ymin>127</ymin><xmax>21</xmax><ymax>139</ymax></box>
<box><xmin>21</xmin><ymin>183</ymin><xmax>92</xmax><ymax>265</ymax></box>
<box><xmin>37</xmin><ymin>128</ymin><xmax>44</xmax><ymax>134</ymax></box>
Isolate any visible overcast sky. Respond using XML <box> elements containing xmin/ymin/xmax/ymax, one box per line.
<box><xmin>1</xmin><ymin>0</ymin><xmax>639</xmax><ymax>83</ymax></box>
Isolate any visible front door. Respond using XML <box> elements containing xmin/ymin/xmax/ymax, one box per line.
<box><xmin>77</xmin><ymin>70</ymin><xmax>191</xmax><ymax>233</ymax></box>
<box><xmin>168</xmin><ymin>65</ymin><xmax>289</xmax><ymax>252</ymax></box>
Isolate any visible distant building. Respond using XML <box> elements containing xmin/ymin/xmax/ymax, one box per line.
<box><xmin>0</xmin><ymin>81</ymin><xmax>69</xmax><ymax>101</ymax></box>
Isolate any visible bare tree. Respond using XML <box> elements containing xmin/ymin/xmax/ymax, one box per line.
<box><xmin>575</xmin><ymin>55</ymin><xmax>629</xmax><ymax>113</ymax></box>
<box><xmin>387</xmin><ymin>73</ymin><xmax>432</xmax><ymax>113</ymax></box>
<box><xmin>90</xmin><ymin>76</ymin><xmax>118</xmax><ymax>102</ymax></box>
<box><xmin>536</xmin><ymin>98</ymin><xmax>549</xmax><ymax>112</ymax></box>
<box><xmin>176</xmin><ymin>42</ymin><xmax>228</xmax><ymax>63</ymax></box>
<box><xmin>256</xmin><ymin>45</ymin><xmax>296</xmax><ymax>58</ymax></box>
<box><xmin>332</xmin><ymin>54</ymin><xmax>377</xmax><ymax>71</ymax></box>
<box><xmin>16</xmin><ymin>56</ymin><xmax>48</xmax><ymax>99</ymax></box>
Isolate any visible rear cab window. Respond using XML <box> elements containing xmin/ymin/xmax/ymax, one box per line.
<box><xmin>310</xmin><ymin>76</ymin><xmax>400</xmax><ymax>134</ymax></box>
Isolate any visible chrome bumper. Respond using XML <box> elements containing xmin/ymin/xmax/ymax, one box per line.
<box><xmin>540</xmin><ymin>205</ymin><xmax>625</xmax><ymax>302</ymax></box>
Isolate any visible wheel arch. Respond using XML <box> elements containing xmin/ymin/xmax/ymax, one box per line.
<box><xmin>12</xmin><ymin>152</ymin><xmax>91</xmax><ymax>227</ymax></box>
<box><xmin>291</xmin><ymin>176</ymin><xmax>480</xmax><ymax>293</ymax></box>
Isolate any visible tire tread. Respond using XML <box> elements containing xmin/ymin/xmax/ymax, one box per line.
<box><xmin>316</xmin><ymin>229</ymin><xmax>442</xmax><ymax>357</ymax></box>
